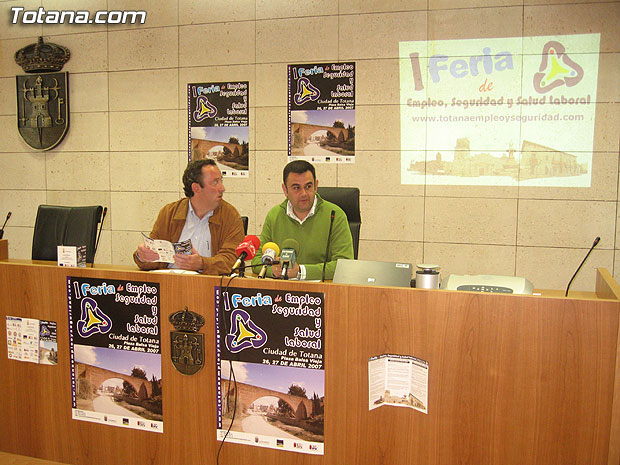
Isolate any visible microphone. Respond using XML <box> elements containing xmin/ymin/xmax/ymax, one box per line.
<box><xmin>258</xmin><ymin>242</ymin><xmax>280</xmax><ymax>279</ymax></box>
<box><xmin>92</xmin><ymin>207</ymin><xmax>107</xmax><ymax>265</ymax></box>
<box><xmin>565</xmin><ymin>236</ymin><xmax>600</xmax><ymax>297</ymax></box>
<box><xmin>0</xmin><ymin>211</ymin><xmax>11</xmax><ymax>240</ymax></box>
<box><xmin>279</xmin><ymin>238</ymin><xmax>299</xmax><ymax>280</ymax></box>
<box><xmin>231</xmin><ymin>235</ymin><xmax>260</xmax><ymax>274</ymax></box>
<box><xmin>322</xmin><ymin>210</ymin><xmax>335</xmax><ymax>282</ymax></box>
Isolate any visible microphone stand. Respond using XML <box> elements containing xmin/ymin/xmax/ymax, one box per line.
<box><xmin>0</xmin><ymin>211</ymin><xmax>11</xmax><ymax>240</ymax></box>
<box><xmin>322</xmin><ymin>210</ymin><xmax>335</xmax><ymax>282</ymax></box>
<box><xmin>281</xmin><ymin>261</ymin><xmax>289</xmax><ymax>280</ymax></box>
<box><xmin>92</xmin><ymin>207</ymin><xmax>107</xmax><ymax>267</ymax></box>
<box><xmin>565</xmin><ymin>236</ymin><xmax>600</xmax><ymax>297</ymax></box>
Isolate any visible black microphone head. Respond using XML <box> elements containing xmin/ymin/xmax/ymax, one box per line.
<box><xmin>593</xmin><ymin>237</ymin><xmax>600</xmax><ymax>246</ymax></box>
<box><xmin>99</xmin><ymin>207</ymin><xmax>107</xmax><ymax>225</ymax></box>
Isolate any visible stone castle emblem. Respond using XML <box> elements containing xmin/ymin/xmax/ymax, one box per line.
<box><xmin>169</xmin><ymin>307</ymin><xmax>206</xmax><ymax>375</ymax></box>
<box><xmin>15</xmin><ymin>37</ymin><xmax>70</xmax><ymax>150</ymax></box>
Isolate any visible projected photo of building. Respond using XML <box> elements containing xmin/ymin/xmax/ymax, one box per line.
<box><xmin>408</xmin><ymin>137</ymin><xmax>587</xmax><ymax>181</ymax></box>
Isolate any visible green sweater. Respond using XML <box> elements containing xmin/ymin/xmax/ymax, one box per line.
<box><xmin>251</xmin><ymin>195</ymin><xmax>354</xmax><ymax>280</ymax></box>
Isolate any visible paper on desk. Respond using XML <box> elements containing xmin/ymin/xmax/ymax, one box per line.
<box><xmin>142</xmin><ymin>233</ymin><xmax>192</xmax><ymax>263</ymax></box>
<box><xmin>368</xmin><ymin>353</ymin><xmax>428</xmax><ymax>414</ymax></box>
<box><xmin>150</xmin><ymin>269</ymin><xmax>198</xmax><ymax>275</ymax></box>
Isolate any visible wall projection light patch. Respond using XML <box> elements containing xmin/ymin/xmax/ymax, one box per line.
<box><xmin>399</xmin><ymin>34</ymin><xmax>599</xmax><ymax>188</ymax></box>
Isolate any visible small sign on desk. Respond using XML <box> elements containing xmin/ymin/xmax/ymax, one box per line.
<box><xmin>57</xmin><ymin>245</ymin><xmax>86</xmax><ymax>267</ymax></box>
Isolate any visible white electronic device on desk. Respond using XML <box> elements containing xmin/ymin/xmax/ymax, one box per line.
<box><xmin>442</xmin><ymin>274</ymin><xmax>534</xmax><ymax>295</ymax></box>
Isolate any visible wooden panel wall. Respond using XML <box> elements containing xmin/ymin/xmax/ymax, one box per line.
<box><xmin>0</xmin><ymin>261</ymin><xmax>619</xmax><ymax>465</ymax></box>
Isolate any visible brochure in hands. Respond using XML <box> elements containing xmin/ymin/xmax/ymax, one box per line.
<box><xmin>142</xmin><ymin>233</ymin><xmax>192</xmax><ymax>263</ymax></box>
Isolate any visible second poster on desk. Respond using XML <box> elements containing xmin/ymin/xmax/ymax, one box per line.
<box><xmin>215</xmin><ymin>286</ymin><xmax>325</xmax><ymax>455</ymax></box>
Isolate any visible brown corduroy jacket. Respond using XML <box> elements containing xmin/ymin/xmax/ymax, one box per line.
<box><xmin>134</xmin><ymin>198</ymin><xmax>244</xmax><ymax>276</ymax></box>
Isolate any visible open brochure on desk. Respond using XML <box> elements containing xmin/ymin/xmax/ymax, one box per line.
<box><xmin>142</xmin><ymin>233</ymin><xmax>192</xmax><ymax>263</ymax></box>
<box><xmin>368</xmin><ymin>354</ymin><xmax>428</xmax><ymax>414</ymax></box>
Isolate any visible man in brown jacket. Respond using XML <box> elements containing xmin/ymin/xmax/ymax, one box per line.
<box><xmin>134</xmin><ymin>159</ymin><xmax>245</xmax><ymax>275</ymax></box>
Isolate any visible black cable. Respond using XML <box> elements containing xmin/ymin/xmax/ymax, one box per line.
<box><xmin>565</xmin><ymin>237</ymin><xmax>600</xmax><ymax>297</ymax></box>
<box><xmin>245</xmin><ymin>261</ymin><xmax>281</xmax><ymax>270</ymax></box>
<box><xmin>216</xmin><ymin>274</ymin><xmax>239</xmax><ymax>465</ymax></box>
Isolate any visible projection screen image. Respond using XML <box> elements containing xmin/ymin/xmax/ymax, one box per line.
<box><xmin>399</xmin><ymin>34</ymin><xmax>600</xmax><ymax>187</ymax></box>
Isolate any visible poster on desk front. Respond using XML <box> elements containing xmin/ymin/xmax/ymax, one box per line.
<box><xmin>288</xmin><ymin>62</ymin><xmax>355</xmax><ymax>163</ymax></box>
<box><xmin>67</xmin><ymin>277</ymin><xmax>163</xmax><ymax>433</ymax></box>
<box><xmin>188</xmin><ymin>81</ymin><xmax>249</xmax><ymax>178</ymax></box>
<box><xmin>215</xmin><ymin>286</ymin><xmax>325</xmax><ymax>455</ymax></box>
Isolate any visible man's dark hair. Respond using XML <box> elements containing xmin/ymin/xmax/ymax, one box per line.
<box><xmin>283</xmin><ymin>160</ymin><xmax>316</xmax><ymax>185</ymax></box>
<box><xmin>183</xmin><ymin>159</ymin><xmax>216</xmax><ymax>197</ymax></box>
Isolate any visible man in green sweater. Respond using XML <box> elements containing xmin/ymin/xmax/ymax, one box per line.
<box><xmin>251</xmin><ymin>160</ymin><xmax>354</xmax><ymax>280</ymax></box>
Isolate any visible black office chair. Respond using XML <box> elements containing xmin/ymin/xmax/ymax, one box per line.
<box><xmin>241</xmin><ymin>216</ymin><xmax>249</xmax><ymax>235</ymax></box>
<box><xmin>32</xmin><ymin>205</ymin><xmax>104</xmax><ymax>264</ymax></box>
<box><xmin>317</xmin><ymin>187</ymin><xmax>361</xmax><ymax>259</ymax></box>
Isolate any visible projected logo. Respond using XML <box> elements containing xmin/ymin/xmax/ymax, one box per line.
<box><xmin>193</xmin><ymin>95</ymin><xmax>217</xmax><ymax>122</ymax></box>
<box><xmin>225</xmin><ymin>309</ymin><xmax>267</xmax><ymax>353</ymax></box>
<box><xmin>533</xmin><ymin>41</ymin><xmax>584</xmax><ymax>94</ymax></box>
<box><xmin>77</xmin><ymin>297</ymin><xmax>112</xmax><ymax>337</ymax></box>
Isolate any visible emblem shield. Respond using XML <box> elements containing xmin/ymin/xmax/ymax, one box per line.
<box><xmin>16</xmin><ymin>72</ymin><xmax>69</xmax><ymax>150</ymax></box>
<box><xmin>170</xmin><ymin>331</ymin><xmax>205</xmax><ymax>375</ymax></box>
<box><xmin>169</xmin><ymin>308</ymin><xmax>206</xmax><ymax>375</ymax></box>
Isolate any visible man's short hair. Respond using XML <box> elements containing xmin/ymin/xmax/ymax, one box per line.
<box><xmin>183</xmin><ymin>159</ymin><xmax>216</xmax><ymax>197</ymax></box>
<box><xmin>283</xmin><ymin>160</ymin><xmax>316</xmax><ymax>185</ymax></box>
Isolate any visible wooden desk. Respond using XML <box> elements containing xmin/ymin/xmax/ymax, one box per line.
<box><xmin>0</xmin><ymin>239</ymin><xmax>7</xmax><ymax>260</ymax></box>
<box><xmin>1</xmin><ymin>260</ymin><xmax>619</xmax><ymax>465</ymax></box>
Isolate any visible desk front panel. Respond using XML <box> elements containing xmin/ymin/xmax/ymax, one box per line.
<box><xmin>0</xmin><ymin>261</ymin><xmax>618</xmax><ymax>465</ymax></box>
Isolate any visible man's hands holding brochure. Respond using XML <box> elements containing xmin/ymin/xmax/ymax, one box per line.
<box><xmin>137</xmin><ymin>234</ymin><xmax>202</xmax><ymax>271</ymax></box>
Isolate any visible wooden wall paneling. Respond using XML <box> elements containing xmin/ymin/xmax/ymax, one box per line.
<box><xmin>322</xmin><ymin>281</ymin><xmax>353</xmax><ymax>465</ymax></box>
<box><xmin>0</xmin><ymin>239</ymin><xmax>7</xmax><ymax>259</ymax></box>
<box><xmin>597</xmin><ymin>268</ymin><xmax>620</xmax><ymax>301</ymax></box>
<box><xmin>316</xmin><ymin>283</ymin><xmax>619</xmax><ymax>465</ymax></box>
<box><xmin>0</xmin><ymin>264</ymin><xmax>73</xmax><ymax>462</ymax></box>
<box><xmin>161</xmin><ymin>273</ymin><xmax>216</xmax><ymax>465</ymax></box>
<box><xmin>339</xmin><ymin>285</ymin><xmax>428</xmax><ymax>465</ymax></box>
<box><xmin>529</xmin><ymin>297</ymin><xmax>617</xmax><ymax>465</ymax></box>
<box><xmin>1</xmin><ymin>262</ymin><xmax>620</xmax><ymax>465</ymax></box>
<box><xmin>597</xmin><ymin>268</ymin><xmax>620</xmax><ymax>465</ymax></box>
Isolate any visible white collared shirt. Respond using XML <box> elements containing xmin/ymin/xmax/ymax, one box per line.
<box><xmin>286</xmin><ymin>195</ymin><xmax>317</xmax><ymax>224</ymax></box>
<box><xmin>170</xmin><ymin>200</ymin><xmax>213</xmax><ymax>268</ymax></box>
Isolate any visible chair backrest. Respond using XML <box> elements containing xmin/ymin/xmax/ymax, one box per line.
<box><xmin>241</xmin><ymin>216</ymin><xmax>249</xmax><ymax>235</ymax></box>
<box><xmin>32</xmin><ymin>205</ymin><xmax>104</xmax><ymax>263</ymax></box>
<box><xmin>317</xmin><ymin>187</ymin><xmax>361</xmax><ymax>259</ymax></box>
